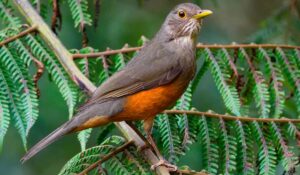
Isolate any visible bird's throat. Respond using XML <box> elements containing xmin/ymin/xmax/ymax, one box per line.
<box><xmin>174</xmin><ymin>36</ymin><xmax>197</xmax><ymax>49</ymax></box>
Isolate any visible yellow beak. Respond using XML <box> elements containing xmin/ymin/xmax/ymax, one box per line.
<box><xmin>192</xmin><ymin>10</ymin><xmax>213</xmax><ymax>19</ymax></box>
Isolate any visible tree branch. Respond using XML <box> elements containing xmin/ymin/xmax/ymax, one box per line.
<box><xmin>77</xmin><ymin>140</ymin><xmax>134</xmax><ymax>175</ymax></box>
<box><xmin>72</xmin><ymin>44</ymin><xmax>300</xmax><ymax>59</ymax></box>
<box><xmin>174</xmin><ymin>169</ymin><xmax>209</xmax><ymax>175</ymax></box>
<box><xmin>13</xmin><ymin>1</ymin><xmax>170</xmax><ymax>174</ymax></box>
<box><xmin>0</xmin><ymin>25</ymin><xmax>37</xmax><ymax>47</ymax></box>
<box><xmin>164</xmin><ymin>110</ymin><xmax>300</xmax><ymax>123</ymax></box>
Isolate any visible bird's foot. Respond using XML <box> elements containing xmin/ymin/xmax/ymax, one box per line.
<box><xmin>151</xmin><ymin>159</ymin><xmax>178</xmax><ymax>172</ymax></box>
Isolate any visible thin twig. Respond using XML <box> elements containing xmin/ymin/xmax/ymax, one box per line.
<box><xmin>0</xmin><ymin>25</ymin><xmax>37</xmax><ymax>47</ymax></box>
<box><xmin>51</xmin><ymin>0</ymin><xmax>62</xmax><ymax>33</ymax></box>
<box><xmin>73</xmin><ymin>46</ymin><xmax>140</xmax><ymax>59</ymax></box>
<box><xmin>32</xmin><ymin>56</ymin><xmax>44</xmax><ymax>98</ymax></box>
<box><xmin>77</xmin><ymin>140</ymin><xmax>134</xmax><ymax>175</ymax></box>
<box><xmin>72</xmin><ymin>44</ymin><xmax>300</xmax><ymax>59</ymax></box>
<box><xmin>164</xmin><ymin>110</ymin><xmax>300</xmax><ymax>123</ymax></box>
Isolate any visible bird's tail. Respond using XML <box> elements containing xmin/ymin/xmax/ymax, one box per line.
<box><xmin>21</xmin><ymin>121</ymin><xmax>73</xmax><ymax>163</ymax></box>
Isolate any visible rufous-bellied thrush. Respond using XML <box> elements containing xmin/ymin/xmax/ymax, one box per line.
<box><xmin>21</xmin><ymin>3</ymin><xmax>212</xmax><ymax>170</ymax></box>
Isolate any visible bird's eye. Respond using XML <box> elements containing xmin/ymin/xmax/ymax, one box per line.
<box><xmin>178</xmin><ymin>11</ymin><xmax>186</xmax><ymax>18</ymax></box>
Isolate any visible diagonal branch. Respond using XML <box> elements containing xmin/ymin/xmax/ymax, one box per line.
<box><xmin>77</xmin><ymin>140</ymin><xmax>134</xmax><ymax>175</ymax></box>
<box><xmin>72</xmin><ymin>44</ymin><xmax>300</xmax><ymax>59</ymax></box>
<box><xmin>13</xmin><ymin>1</ymin><xmax>170</xmax><ymax>174</ymax></box>
<box><xmin>164</xmin><ymin>110</ymin><xmax>300</xmax><ymax>123</ymax></box>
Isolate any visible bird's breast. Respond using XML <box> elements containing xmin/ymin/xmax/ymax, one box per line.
<box><xmin>111</xmin><ymin>77</ymin><xmax>190</xmax><ymax>121</ymax></box>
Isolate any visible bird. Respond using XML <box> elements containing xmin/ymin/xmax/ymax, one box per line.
<box><xmin>21</xmin><ymin>3</ymin><xmax>212</xmax><ymax>170</ymax></box>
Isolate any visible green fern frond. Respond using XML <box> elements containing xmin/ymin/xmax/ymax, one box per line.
<box><xmin>175</xmin><ymin>84</ymin><xmax>199</xmax><ymax>150</ymax></box>
<box><xmin>98</xmin><ymin>56</ymin><xmax>114</xmax><ymax>85</ymax></box>
<box><xmin>239</xmin><ymin>48</ymin><xmax>270</xmax><ymax>118</ymax></box>
<box><xmin>191</xmin><ymin>50</ymin><xmax>209</xmax><ymax>93</ymax></box>
<box><xmin>257</xmin><ymin>48</ymin><xmax>285</xmax><ymax>118</ymax></box>
<box><xmin>97</xmin><ymin>123</ymin><xmax>116</xmax><ymax>144</ymax></box>
<box><xmin>0</xmin><ymin>63</ymin><xmax>27</xmax><ymax>148</ymax></box>
<box><xmin>112</xmin><ymin>53</ymin><xmax>127</xmax><ymax>71</ymax></box>
<box><xmin>67</xmin><ymin>0</ymin><xmax>92</xmax><ymax>31</ymax></box>
<box><xmin>60</xmin><ymin>136</ymin><xmax>149</xmax><ymax>175</ymax></box>
<box><xmin>73</xmin><ymin>47</ymin><xmax>100</xmax><ymax>85</ymax></box>
<box><xmin>0</xmin><ymin>1</ymin><xmax>22</xmax><ymax>27</ymax></box>
<box><xmin>293</xmin><ymin>49</ymin><xmax>300</xmax><ymax>70</ymax></box>
<box><xmin>218</xmin><ymin>48</ymin><xmax>239</xmax><ymax>78</ymax></box>
<box><xmin>275</xmin><ymin>47</ymin><xmax>300</xmax><ymax>115</ymax></box>
<box><xmin>158</xmin><ymin>113</ymin><xmax>183</xmax><ymax>163</ymax></box>
<box><xmin>251</xmin><ymin>121</ymin><xmax>277</xmax><ymax>175</ymax></box>
<box><xmin>217</xmin><ymin>119</ymin><xmax>237</xmax><ymax>174</ymax></box>
<box><xmin>123</xmin><ymin>147</ymin><xmax>152</xmax><ymax>175</ymax></box>
<box><xmin>77</xmin><ymin>128</ymin><xmax>92</xmax><ymax>151</ymax></box>
<box><xmin>269</xmin><ymin>122</ymin><xmax>297</xmax><ymax>172</ymax></box>
<box><xmin>204</xmin><ymin>48</ymin><xmax>241</xmax><ymax>115</ymax></box>
<box><xmin>234</xmin><ymin>120</ymin><xmax>255</xmax><ymax>175</ymax></box>
<box><xmin>24</xmin><ymin>35</ymin><xmax>77</xmax><ymax>118</ymax></box>
<box><xmin>0</xmin><ymin>69</ymin><xmax>10</xmax><ymax>151</ymax></box>
<box><xmin>199</xmin><ymin>116</ymin><xmax>219</xmax><ymax>174</ymax></box>
<box><xmin>286</xmin><ymin>122</ymin><xmax>298</xmax><ymax>138</ymax></box>
<box><xmin>0</xmin><ymin>46</ymin><xmax>38</xmax><ymax>148</ymax></box>
<box><xmin>59</xmin><ymin>136</ymin><xmax>126</xmax><ymax>175</ymax></box>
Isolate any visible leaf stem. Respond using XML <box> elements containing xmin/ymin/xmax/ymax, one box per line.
<box><xmin>164</xmin><ymin>110</ymin><xmax>300</xmax><ymax>123</ymax></box>
<box><xmin>0</xmin><ymin>25</ymin><xmax>37</xmax><ymax>47</ymax></box>
<box><xmin>72</xmin><ymin>44</ymin><xmax>300</xmax><ymax>59</ymax></box>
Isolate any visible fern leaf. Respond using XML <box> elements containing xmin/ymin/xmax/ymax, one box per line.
<box><xmin>0</xmin><ymin>69</ymin><xmax>10</xmax><ymax>151</ymax></box>
<box><xmin>105</xmin><ymin>156</ymin><xmax>131</xmax><ymax>175</ymax></box>
<box><xmin>199</xmin><ymin>116</ymin><xmax>219</xmax><ymax>174</ymax></box>
<box><xmin>218</xmin><ymin>48</ymin><xmax>239</xmax><ymax>78</ymax></box>
<box><xmin>257</xmin><ymin>48</ymin><xmax>285</xmax><ymax>118</ymax></box>
<box><xmin>24</xmin><ymin>35</ymin><xmax>77</xmax><ymax>118</ymax></box>
<box><xmin>98</xmin><ymin>56</ymin><xmax>114</xmax><ymax>85</ymax></box>
<box><xmin>204</xmin><ymin>48</ymin><xmax>241</xmax><ymax>115</ymax></box>
<box><xmin>123</xmin><ymin>147</ymin><xmax>152</xmax><ymax>175</ymax></box>
<box><xmin>158</xmin><ymin>113</ymin><xmax>182</xmax><ymax>163</ymax></box>
<box><xmin>74</xmin><ymin>47</ymin><xmax>100</xmax><ymax>85</ymax></box>
<box><xmin>112</xmin><ymin>53</ymin><xmax>126</xmax><ymax>71</ymax></box>
<box><xmin>275</xmin><ymin>47</ymin><xmax>300</xmax><ymax>115</ymax></box>
<box><xmin>59</xmin><ymin>136</ymin><xmax>125</xmax><ymax>175</ymax></box>
<box><xmin>0</xmin><ymin>63</ymin><xmax>27</xmax><ymax>148</ymax></box>
<box><xmin>175</xmin><ymin>84</ymin><xmax>199</xmax><ymax>150</ymax></box>
<box><xmin>77</xmin><ymin>128</ymin><xmax>92</xmax><ymax>151</ymax></box>
<box><xmin>251</xmin><ymin>121</ymin><xmax>277</xmax><ymax>175</ymax></box>
<box><xmin>286</xmin><ymin>122</ymin><xmax>298</xmax><ymax>138</ymax></box>
<box><xmin>191</xmin><ymin>50</ymin><xmax>209</xmax><ymax>93</ymax></box>
<box><xmin>269</xmin><ymin>122</ymin><xmax>297</xmax><ymax>172</ymax></box>
<box><xmin>0</xmin><ymin>46</ymin><xmax>38</xmax><ymax>142</ymax></box>
<box><xmin>0</xmin><ymin>1</ymin><xmax>22</xmax><ymax>27</ymax></box>
<box><xmin>67</xmin><ymin>0</ymin><xmax>92</xmax><ymax>31</ymax></box>
<box><xmin>218</xmin><ymin>119</ymin><xmax>237</xmax><ymax>174</ymax></box>
<box><xmin>234</xmin><ymin>120</ymin><xmax>255</xmax><ymax>174</ymax></box>
<box><xmin>239</xmin><ymin>48</ymin><xmax>270</xmax><ymax>118</ymax></box>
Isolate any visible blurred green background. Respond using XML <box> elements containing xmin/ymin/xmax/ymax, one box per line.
<box><xmin>0</xmin><ymin>0</ymin><xmax>298</xmax><ymax>174</ymax></box>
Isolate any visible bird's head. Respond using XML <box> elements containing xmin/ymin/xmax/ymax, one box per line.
<box><xmin>161</xmin><ymin>3</ymin><xmax>212</xmax><ymax>41</ymax></box>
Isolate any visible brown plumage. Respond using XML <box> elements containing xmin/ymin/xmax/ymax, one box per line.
<box><xmin>21</xmin><ymin>3</ymin><xmax>212</xmax><ymax>169</ymax></box>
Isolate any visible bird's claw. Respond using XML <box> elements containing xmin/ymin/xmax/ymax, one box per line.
<box><xmin>151</xmin><ymin>159</ymin><xmax>178</xmax><ymax>172</ymax></box>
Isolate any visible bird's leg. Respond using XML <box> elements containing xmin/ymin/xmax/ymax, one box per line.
<box><xmin>143</xmin><ymin>118</ymin><xmax>178</xmax><ymax>172</ymax></box>
<box><xmin>125</xmin><ymin>121</ymin><xmax>150</xmax><ymax>151</ymax></box>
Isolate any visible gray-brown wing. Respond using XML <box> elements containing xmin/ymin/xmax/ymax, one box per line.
<box><xmin>79</xmin><ymin>42</ymin><xmax>182</xmax><ymax>111</ymax></box>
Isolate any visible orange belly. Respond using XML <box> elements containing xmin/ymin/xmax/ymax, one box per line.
<box><xmin>112</xmin><ymin>78</ymin><xmax>187</xmax><ymax>121</ymax></box>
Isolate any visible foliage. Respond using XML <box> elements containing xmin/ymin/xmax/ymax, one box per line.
<box><xmin>0</xmin><ymin>0</ymin><xmax>300</xmax><ymax>175</ymax></box>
